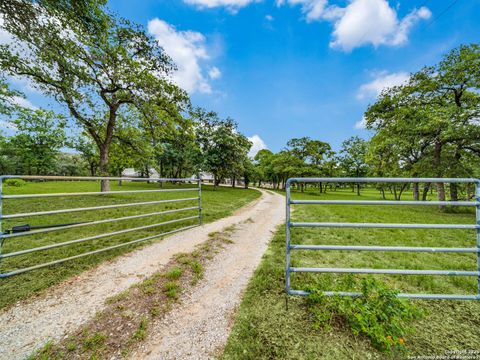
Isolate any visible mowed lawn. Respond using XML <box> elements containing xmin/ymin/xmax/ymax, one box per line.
<box><xmin>0</xmin><ymin>180</ymin><xmax>260</xmax><ymax>309</ymax></box>
<box><xmin>222</xmin><ymin>186</ymin><xmax>480</xmax><ymax>359</ymax></box>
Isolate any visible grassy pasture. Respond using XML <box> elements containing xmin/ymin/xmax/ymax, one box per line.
<box><xmin>222</xmin><ymin>187</ymin><xmax>480</xmax><ymax>359</ymax></box>
<box><xmin>0</xmin><ymin>180</ymin><xmax>260</xmax><ymax>309</ymax></box>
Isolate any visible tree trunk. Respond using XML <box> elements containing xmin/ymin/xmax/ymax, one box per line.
<box><xmin>413</xmin><ymin>183</ymin><xmax>419</xmax><ymax>201</ymax></box>
<box><xmin>433</xmin><ymin>140</ymin><xmax>445</xmax><ymax>208</ymax></box>
<box><xmin>118</xmin><ymin>169</ymin><xmax>122</xmax><ymax>186</ymax></box>
<box><xmin>89</xmin><ymin>162</ymin><xmax>96</xmax><ymax>176</ymax></box>
<box><xmin>397</xmin><ymin>184</ymin><xmax>407</xmax><ymax>200</ymax></box>
<box><xmin>232</xmin><ymin>176</ymin><xmax>236</xmax><ymax>188</ymax></box>
<box><xmin>422</xmin><ymin>183</ymin><xmax>430</xmax><ymax>201</ymax></box>
<box><xmin>356</xmin><ymin>183</ymin><xmax>360</xmax><ymax>196</ymax></box>
<box><xmin>99</xmin><ymin>144</ymin><xmax>110</xmax><ymax>192</ymax></box>
<box><xmin>449</xmin><ymin>183</ymin><xmax>458</xmax><ymax>202</ymax></box>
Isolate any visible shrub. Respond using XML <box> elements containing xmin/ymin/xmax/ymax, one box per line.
<box><xmin>307</xmin><ymin>277</ymin><xmax>423</xmax><ymax>352</ymax></box>
<box><xmin>165</xmin><ymin>267</ymin><xmax>183</xmax><ymax>280</ymax></box>
<box><xmin>4</xmin><ymin>178</ymin><xmax>27</xmax><ymax>187</ymax></box>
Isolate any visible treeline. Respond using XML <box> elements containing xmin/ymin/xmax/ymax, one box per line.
<box><xmin>249</xmin><ymin>44</ymin><xmax>480</xmax><ymax>201</ymax></box>
<box><xmin>0</xmin><ymin>1</ymin><xmax>479</xmax><ymax>199</ymax></box>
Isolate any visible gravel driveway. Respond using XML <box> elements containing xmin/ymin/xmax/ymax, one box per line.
<box><xmin>130</xmin><ymin>189</ymin><xmax>284</xmax><ymax>360</ymax></box>
<box><xmin>0</xmin><ymin>189</ymin><xmax>284</xmax><ymax>360</ymax></box>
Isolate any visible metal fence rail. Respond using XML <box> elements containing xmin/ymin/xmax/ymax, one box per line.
<box><xmin>285</xmin><ymin>177</ymin><xmax>480</xmax><ymax>300</ymax></box>
<box><xmin>0</xmin><ymin>175</ymin><xmax>202</xmax><ymax>278</ymax></box>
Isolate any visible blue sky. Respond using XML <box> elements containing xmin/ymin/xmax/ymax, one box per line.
<box><xmin>5</xmin><ymin>0</ymin><xmax>480</xmax><ymax>155</ymax></box>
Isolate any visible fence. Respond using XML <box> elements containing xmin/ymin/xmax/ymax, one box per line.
<box><xmin>285</xmin><ymin>177</ymin><xmax>480</xmax><ymax>300</ymax></box>
<box><xmin>0</xmin><ymin>175</ymin><xmax>202</xmax><ymax>278</ymax></box>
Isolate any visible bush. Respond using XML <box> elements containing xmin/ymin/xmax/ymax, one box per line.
<box><xmin>307</xmin><ymin>277</ymin><xmax>423</xmax><ymax>352</ymax></box>
<box><xmin>4</xmin><ymin>178</ymin><xmax>27</xmax><ymax>187</ymax></box>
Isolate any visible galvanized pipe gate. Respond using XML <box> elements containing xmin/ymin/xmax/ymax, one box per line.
<box><xmin>285</xmin><ymin>177</ymin><xmax>480</xmax><ymax>300</ymax></box>
<box><xmin>0</xmin><ymin>175</ymin><xmax>202</xmax><ymax>278</ymax></box>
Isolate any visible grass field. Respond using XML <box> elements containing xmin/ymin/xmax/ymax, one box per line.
<box><xmin>0</xmin><ymin>180</ymin><xmax>260</xmax><ymax>309</ymax></box>
<box><xmin>222</xmin><ymin>186</ymin><xmax>480</xmax><ymax>359</ymax></box>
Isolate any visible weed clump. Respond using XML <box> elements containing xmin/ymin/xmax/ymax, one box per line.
<box><xmin>307</xmin><ymin>277</ymin><xmax>423</xmax><ymax>352</ymax></box>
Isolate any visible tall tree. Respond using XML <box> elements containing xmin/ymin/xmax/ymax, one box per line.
<box><xmin>1</xmin><ymin>108</ymin><xmax>66</xmax><ymax>175</ymax></box>
<box><xmin>365</xmin><ymin>44</ymin><xmax>480</xmax><ymax>203</ymax></box>
<box><xmin>0</xmin><ymin>0</ymin><xmax>188</xmax><ymax>190</ymax></box>
<box><xmin>194</xmin><ymin>108</ymin><xmax>251</xmax><ymax>189</ymax></box>
<box><xmin>339</xmin><ymin>136</ymin><xmax>369</xmax><ymax>195</ymax></box>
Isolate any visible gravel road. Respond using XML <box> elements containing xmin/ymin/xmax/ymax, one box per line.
<box><xmin>131</xmin><ymin>189</ymin><xmax>284</xmax><ymax>360</ymax></box>
<box><xmin>0</xmin><ymin>189</ymin><xmax>283</xmax><ymax>360</ymax></box>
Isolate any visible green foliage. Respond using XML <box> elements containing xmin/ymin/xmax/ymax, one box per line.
<box><xmin>132</xmin><ymin>317</ymin><xmax>148</xmax><ymax>341</ymax></box>
<box><xmin>164</xmin><ymin>281</ymin><xmax>180</xmax><ymax>299</ymax></box>
<box><xmin>194</xmin><ymin>108</ymin><xmax>252</xmax><ymax>188</ymax></box>
<box><xmin>364</xmin><ymin>44</ymin><xmax>480</xmax><ymax>201</ymax></box>
<box><xmin>4</xmin><ymin>178</ymin><xmax>26</xmax><ymax>187</ymax></box>
<box><xmin>82</xmin><ymin>332</ymin><xmax>106</xmax><ymax>351</ymax></box>
<box><xmin>0</xmin><ymin>76</ymin><xmax>22</xmax><ymax>116</ymax></box>
<box><xmin>307</xmin><ymin>277</ymin><xmax>423</xmax><ymax>352</ymax></box>
<box><xmin>165</xmin><ymin>267</ymin><xmax>183</xmax><ymax>280</ymax></box>
<box><xmin>1</xmin><ymin>108</ymin><xmax>67</xmax><ymax>175</ymax></box>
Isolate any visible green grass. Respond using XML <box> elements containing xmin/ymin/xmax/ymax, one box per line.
<box><xmin>0</xmin><ymin>181</ymin><xmax>260</xmax><ymax>309</ymax></box>
<box><xmin>222</xmin><ymin>187</ymin><xmax>480</xmax><ymax>359</ymax></box>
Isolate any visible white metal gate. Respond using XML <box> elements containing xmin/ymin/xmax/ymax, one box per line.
<box><xmin>285</xmin><ymin>177</ymin><xmax>480</xmax><ymax>300</ymax></box>
<box><xmin>0</xmin><ymin>175</ymin><xmax>202</xmax><ymax>278</ymax></box>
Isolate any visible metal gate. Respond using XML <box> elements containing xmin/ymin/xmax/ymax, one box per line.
<box><xmin>0</xmin><ymin>175</ymin><xmax>202</xmax><ymax>278</ymax></box>
<box><xmin>285</xmin><ymin>177</ymin><xmax>480</xmax><ymax>300</ymax></box>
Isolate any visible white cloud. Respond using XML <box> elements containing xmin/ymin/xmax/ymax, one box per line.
<box><xmin>357</xmin><ymin>71</ymin><xmax>409</xmax><ymax>100</ymax></box>
<box><xmin>0</xmin><ymin>15</ymin><xmax>14</xmax><ymax>45</ymax></box>
<box><xmin>248</xmin><ymin>134</ymin><xmax>267</xmax><ymax>158</ymax></box>
<box><xmin>208</xmin><ymin>66</ymin><xmax>222</xmax><ymax>79</ymax></box>
<box><xmin>0</xmin><ymin>120</ymin><xmax>17</xmax><ymax>130</ymax></box>
<box><xmin>354</xmin><ymin>116</ymin><xmax>367</xmax><ymax>129</ymax></box>
<box><xmin>265</xmin><ymin>14</ymin><xmax>274</xmax><ymax>21</ymax></box>
<box><xmin>148</xmin><ymin>19</ymin><xmax>220</xmax><ymax>94</ymax></box>
<box><xmin>183</xmin><ymin>0</ymin><xmax>257</xmax><ymax>11</ymax></box>
<box><xmin>11</xmin><ymin>96</ymin><xmax>37</xmax><ymax>109</ymax></box>
<box><xmin>278</xmin><ymin>0</ymin><xmax>431</xmax><ymax>51</ymax></box>
<box><xmin>281</xmin><ymin>0</ymin><xmax>329</xmax><ymax>22</ymax></box>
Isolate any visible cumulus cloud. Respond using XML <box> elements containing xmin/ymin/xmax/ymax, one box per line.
<box><xmin>248</xmin><ymin>134</ymin><xmax>267</xmax><ymax>158</ymax></box>
<box><xmin>357</xmin><ymin>71</ymin><xmax>409</xmax><ymax>100</ymax></box>
<box><xmin>148</xmin><ymin>19</ymin><xmax>220</xmax><ymax>94</ymax></box>
<box><xmin>208</xmin><ymin>66</ymin><xmax>222</xmax><ymax>79</ymax></box>
<box><xmin>278</xmin><ymin>0</ymin><xmax>431</xmax><ymax>51</ymax></box>
<box><xmin>354</xmin><ymin>116</ymin><xmax>367</xmax><ymax>129</ymax></box>
<box><xmin>11</xmin><ymin>96</ymin><xmax>37</xmax><ymax>109</ymax></box>
<box><xmin>279</xmin><ymin>0</ymin><xmax>329</xmax><ymax>22</ymax></box>
<box><xmin>183</xmin><ymin>0</ymin><xmax>258</xmax><ymax>12</ymax></box>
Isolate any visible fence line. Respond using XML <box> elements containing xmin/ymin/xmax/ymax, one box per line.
<box><xmin>285</xmin><ymin>177</ymin><xmax>480</xmax><ymax>301</ymax></box>
<box><xmin>0</xmin><ymin>175</ymin><xmax>202</xmax><ymax>278</ymax></box>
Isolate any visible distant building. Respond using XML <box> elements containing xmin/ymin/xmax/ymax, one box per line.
<box><xmin>122</xmin><ymin>168</ymin><xmax>214</xmax><ymax>183</ymax></box>
<box><xmin>192</xmin><ymin>172</ymin><xmax>214</xmax><ymax>183</ymax></box>
<box><xmin>122</xmin><ymin>168</ymin><xmax>159</xmax><ymax>178</ymax></box>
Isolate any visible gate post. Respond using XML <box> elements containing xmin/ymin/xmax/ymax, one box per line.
<box><xmin>198</xmin><ymin>173</ymin><xmax>202</xmax><ymax>225</ymax></box>
<box><xmin>0</xmin><ymin>177</ymin><xmax>3</xmax><ymax>269</ymax></box>
<box><xmin>285</xmin><ymin>179</ymin><xmax>291</xmax><ymax>294</ymax></box>
<box><xmin>476</xmin><ymin>181</ymin><xmax>480</xmax><ymax>297</ymax></box>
